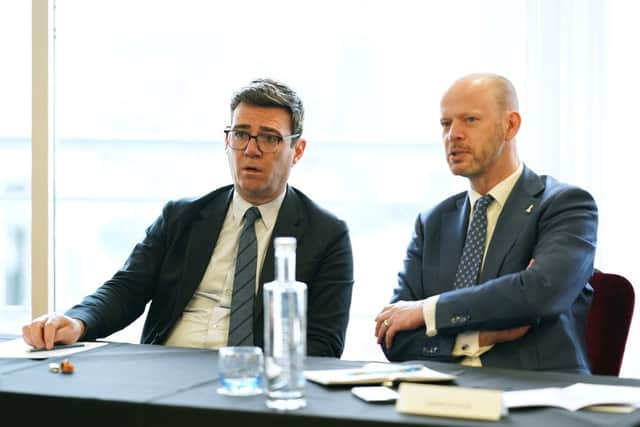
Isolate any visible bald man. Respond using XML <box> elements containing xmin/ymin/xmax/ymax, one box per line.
<box><xmin>375</xmin><ymin>74</ymin><xmax>597</xmax><ymax>373</ymax></box>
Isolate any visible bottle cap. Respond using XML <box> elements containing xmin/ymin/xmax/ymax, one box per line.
<box><xmin>274</xmin><ymin>237</ymin><xmax>296</xmax><ymax>248</ymax></box>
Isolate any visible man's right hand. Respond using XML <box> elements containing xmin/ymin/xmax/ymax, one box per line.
<box><xmin>479</xmin><ymin>325</ymin><xmax>530</xmax><ymax>347</ymax></box>
<box><xmin>22</xmin><ymin>313</ymin><xmax>86</xmax><ymax>350</ymax></box>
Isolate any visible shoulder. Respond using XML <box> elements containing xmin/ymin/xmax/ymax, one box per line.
<box><xmin>416</xmin><ymin>191</ymin><xmax>467</xmax><ymax>224</ymax></box>
<box><xmin>540</xmin><ymin>175</ymin><xmax>590</xmax><ymax>197</ymax></box>
<box><xmin>524</xmin><ymin>167</ymin><xmax>596</xmax><ymax>208</ymax></box>
<box><xmin>161</xmin><ymin>185</ymin><xmax>234</xmax><ymax>223</ymax></box>
<box><xmin>285</xmin><ymin>186</ymin><xmax>349</xmax><ymax>231</ymax></box>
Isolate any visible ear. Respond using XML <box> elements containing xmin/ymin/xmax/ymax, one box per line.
<box><xmin>291</xmin><ymin>138</ymin><xmax>306</xmax><ymax>165</ymax></box>
<box><xmin>223</xmin><ymin>132</ymin><xmax>230</xmax><ymax>151</ymax></box>
<box><xmin>504</xmin><ymin>111</ymin><xmax>521</xmax><ymax>142</ymax></box>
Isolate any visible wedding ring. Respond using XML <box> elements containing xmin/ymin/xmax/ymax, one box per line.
<box><xmin>383</xmin><ymin>319</ymin><xmax>390</xmax><ymax>328</ymax></box>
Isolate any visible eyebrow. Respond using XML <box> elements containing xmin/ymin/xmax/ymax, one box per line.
<box><xmin>231</xmin><ymin>124</ymin><xmax>282</xmax><ymax>135</ymax></box>
<box><xmin>258</xmin><ymin>126</ymin><xmax>282</xmax><ymax>135</ymax></box>
<box><xmin>441</xmin><ymin>111</ymin><xmax>483</xmax><ymax>120</ymax></box>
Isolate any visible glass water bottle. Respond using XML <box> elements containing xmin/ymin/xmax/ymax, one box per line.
<box><xmin>263</xmin><ymin>237</ymin><xmax>307</xmax><ymax>410</ymax></box>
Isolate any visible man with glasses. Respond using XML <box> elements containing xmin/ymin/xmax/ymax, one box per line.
<box><xmin>374</xmin><ymin>73</ymin><xmax>597</xmax><ymax>373</ymax></box>
<box><xmin>23</xmin><ymin>79</ymin><xmax>354</xmax><ymax>358</ymax></box>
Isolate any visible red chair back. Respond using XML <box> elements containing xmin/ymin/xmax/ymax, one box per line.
<box><xmin>587</xmin><ymin>270</ymin><xmax>635</xmax><ymax>376</ymax></box>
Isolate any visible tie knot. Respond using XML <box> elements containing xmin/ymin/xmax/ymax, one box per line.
<box><xmin>474</xmin><ymin>194</ymin><xmax>494</xmax><ymax>213</ymax></box>
<box><xmin>244</xmin><ymin>206</ymin><xmax>261</xmax><ymax>225</ymax></box>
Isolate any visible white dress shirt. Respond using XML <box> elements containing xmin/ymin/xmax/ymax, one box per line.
<box><xmin>422</xmin><ymin>164</ymin><xmax>524</xmax><ymax>366</ymax></box>
<box><xmin>164</xmin><ymin>190</ymin><xmax>285</xmax><ymax>349</ymax></box>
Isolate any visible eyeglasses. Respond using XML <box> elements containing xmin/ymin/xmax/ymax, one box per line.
<box><xmin>224</xmin><ymin>128</ymin><xmax>300</xmax><ymax>153</ymax></box>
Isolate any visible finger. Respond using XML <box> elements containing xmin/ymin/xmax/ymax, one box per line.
<box><xmin>21</xmin><ymin>325</ymin><xmax>33</xmax><ymax>346</ymax></box>
<box><xmin>374</xmin><ymin>308</ymin><xmax>392</xmax><ymax>322</ymax></box>
<box><xmin>43</xmin><ymin>315</ymin><xmax>64</xmax><ymax>349</ymax></box>
<box><xmin>374</xmin><ymin>315</ymin><xmax>386</xmax><ymax>337</ymax></box>
<box><xmin>376</xmin><ymin>316</ymin><xmax>393</xmax><ymax>340</ymax></box>
<box><xmin>29</xmin><ymin>320</ymin><xmax>46</xmax><ymax>349</ymax></box>
<box><xmin>375</xmin><ymin>316</ymin><xmax>392</xmax><ymax>343</ymax></box>
<box><xmin>55</xmin><ymin>322</ymin><xmax>79</xmax><ymax>345</ymax></box>
<box><xmin>385</xmin><ymin>326</ymin><xmax>396</xmax><ymax>349</ymax></box>
<box><xmin>375</xmin><ymin>320</ymin><xmax>385</xmax><ymax>340</ymax></box>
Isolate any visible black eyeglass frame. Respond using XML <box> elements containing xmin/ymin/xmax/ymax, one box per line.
<box><xmin>224</xmin><ymin>127</ymin><xmax>300</xmax><ymax>153</ymax></box>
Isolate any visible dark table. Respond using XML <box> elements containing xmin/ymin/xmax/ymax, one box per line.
<box><xmin>1</xmin><ymin>341</ymin><xmax>639</xmax><ymax>427</ymax></box>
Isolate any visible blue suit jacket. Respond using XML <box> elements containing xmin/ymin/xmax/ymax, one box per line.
<box><xmin>67</xmin><ymin>185</ymin><xmax>354</xmax><ymax>357</ymax></box>
<box><xmin>384</xmin><ymin>166</ymin><xmax>597</xmax><ymax>373</ymax></box>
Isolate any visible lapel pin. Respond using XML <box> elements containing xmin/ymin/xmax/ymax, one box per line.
<box><xmin>525</xmin><ymin>204</ymin><xmax>533</xmax><ymax>214</ymax></box>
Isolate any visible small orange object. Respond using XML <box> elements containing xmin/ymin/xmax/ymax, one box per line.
<box><xmin>60</xmin><ymin>359</ymin><xmax>75</xmax><ymax>374</ymax></box>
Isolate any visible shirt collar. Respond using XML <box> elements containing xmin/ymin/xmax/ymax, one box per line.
<box><xmin>231</xmin><ymin>188</ymin><xmax>287</xmax><ymax>229</ymax></box>
<box><xmin>468</xmin><ymin>163</ymin><xmax>524</xmax><ymax>210</ymax></box>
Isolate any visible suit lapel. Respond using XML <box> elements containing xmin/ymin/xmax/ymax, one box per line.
<box><xmin>173</xmin><ymin>189</ymin><xmax>233</xmax><ymax>318</ymax></box>
<box><xmin>441</xmin><ymin>195</ymin><xmax>469</xmax><ymax>289</ymax></box>
<box><xmin>480</xmin><ymin>166</ymin><xmax>544</xmax><ymax>281</ymax></box>
<box><xmin>254</xmin><ymin>187</ymin><xmax>303</xmax><ymax>332</ymax></box>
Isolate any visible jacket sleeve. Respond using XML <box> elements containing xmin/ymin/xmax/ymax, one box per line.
<box><xmin>65</xmin><ymin>202</ymin><xmax>174</xmax><ymax>340</ymax></box>
<box><xmin>382</xmin><ymin>212</ymin><xmax>458</xmax><ymax>362</ymax></box>
<box><xmin>305</xmin><ymin>220</ymin><xmax>354</xmax><ymax>357</ymax></box>
<box><xmin>383</xmin><ymin>185</ymin><xmax>597</xmax><ymax>362</ymax></box>
<box><xmin>434</xmin><ymin>186</ymin><xmax>597</xmax><ymax>335</ymax></box>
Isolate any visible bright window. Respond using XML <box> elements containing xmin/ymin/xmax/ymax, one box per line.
<box><xmin>53</xmin><ymin>0</ymin><xmax>526</xmax><ymax>357</ymax></box>
<box><xmin>29</xmin><ymin>0</ymin><xmax>638</xmax><ymax>377</ymax></box>
<box><xmin>0</xmin><ymin>1</ymin><xmax>31</xmax><ymax>334</ymax></box>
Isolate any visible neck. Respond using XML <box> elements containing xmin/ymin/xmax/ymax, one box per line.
<box><xmin>236</xmin><ymin>186</ymin><xmax>287</xmax><ymax>206</ymax></box>
<box><xmin>470</xmin><ymin>159</ymin><xmax>520</xmax><ymax>195</ymax></box>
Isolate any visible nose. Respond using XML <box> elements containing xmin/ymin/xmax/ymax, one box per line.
<box><xmin>446</xmin><ymin>120</ymin><xmax>463</xmax><ymax>141</ymax></box>
<box><xmin>244</xmin><ymin>136</ymin><xmax>262</xmax><ymax>156</ymax></box>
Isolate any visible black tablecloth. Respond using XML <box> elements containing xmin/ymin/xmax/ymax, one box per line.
<box><xmin>1</xmin><ymin>341</ymin><xmax>639</xmax><ymax>427</ymax></box>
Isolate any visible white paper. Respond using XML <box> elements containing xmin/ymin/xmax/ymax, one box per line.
<box><xmin>504</xmin><ymin>382</ymin><xmax>640</xmax><ymax>412</ymax></box>
<box><xmin>0</xmin><ymin>338</ymin><xmax>107</xmax><ymax>359</ymax></box>
<box><xmin>351</xmin><ymin>386</ymin><xmax>399</xmax><ymax>402</ymax></box>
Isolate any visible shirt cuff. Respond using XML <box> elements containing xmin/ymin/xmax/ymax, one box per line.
<box><xmin>422</xmin><ymin>295</ymin><xmax>439</xmax><ymax>337</ymax></box>
<box><xmin>452</xmin><ymin>331</ymin><xmax>494</xmax><ymax>357</ymax></box>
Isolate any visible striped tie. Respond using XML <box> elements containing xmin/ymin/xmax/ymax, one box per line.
<box><xmin>453</xmin><ymin>195</ymin><xmax>494</xmax><ymax>289</ymax></box>
<box><xmin>228</xmin><ymin>206</ymin><xmax>261</xmax><ymax>346</ymax></box>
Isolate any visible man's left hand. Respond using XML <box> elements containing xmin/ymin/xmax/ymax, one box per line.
<box><xmin>375</xmin><ymin>300</ymin><xmax>425</xmax><ymax>348</ymax></box>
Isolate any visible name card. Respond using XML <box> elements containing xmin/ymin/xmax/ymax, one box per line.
<box><xmin>396</xmin><ymin>382</ymin><xmax>504</xmax><ymax>421</ymax></box>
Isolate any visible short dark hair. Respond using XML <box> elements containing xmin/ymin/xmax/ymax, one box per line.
<box><xmin>230</xmin><ymin>78</ymin><xmax>304</xmax><ymax>141</ymax></box>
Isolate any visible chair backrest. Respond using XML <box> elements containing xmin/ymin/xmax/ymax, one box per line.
<box><xmin>587</xmin><ymin>270</ymin><xmax>635</xmax><ymax>376</ymax></box>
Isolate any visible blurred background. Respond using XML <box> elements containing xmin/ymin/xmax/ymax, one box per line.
<box><xmin>1</xmin><ymin>0</ymin><xmax>638</xmax><ymax>377</ymax></box>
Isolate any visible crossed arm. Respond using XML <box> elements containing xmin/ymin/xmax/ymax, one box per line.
<box><xmin>374</xmin><ymin>270</ymin><xmax>532</xmax><ymax>350</ymax></box>
<box><xmin>375</xmin><ymin>185</ymin><xmax>597</xmax><ymax>361</ymax></box>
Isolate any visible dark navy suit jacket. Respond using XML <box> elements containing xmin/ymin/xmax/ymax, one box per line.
<box><xmin>67</xmin><ymin>185</ymin><xmax>354</xmax><ymax>357</ymax></box>
<box><xmin>384</xmin><ymin>165</ymin><xmax>597</xmax><ymax>373</ymax></box>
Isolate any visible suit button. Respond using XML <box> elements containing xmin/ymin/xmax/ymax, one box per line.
<box><xmin>462</xmin><ymin>344</ymin><xmax>469</xmax><ymax>351</ymax></box>
<box><xmin>423</xmin><ymin>346</ymin><xmax>438</xmax><ymax>354</ymax></box>
<box><xmin>451</xmin><ymin>316</ymin><xmax>459</xmax><ymax>324</ymax></box>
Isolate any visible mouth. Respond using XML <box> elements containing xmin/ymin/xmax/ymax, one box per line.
<box><xmin>448</xmin><ymin>147</ymin><xmax>470</xmax><ymax>161</ymax></box>
<box><xmin>241</xmin><ymin>165</ymin><xmax>262</xmax><ymax>174</ymax></box>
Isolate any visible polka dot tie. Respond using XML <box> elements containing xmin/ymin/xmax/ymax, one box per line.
<box><xmin>453</xmin><ymin>195</ymin><xmax>494</xmax><ymax>289</ymax></box>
